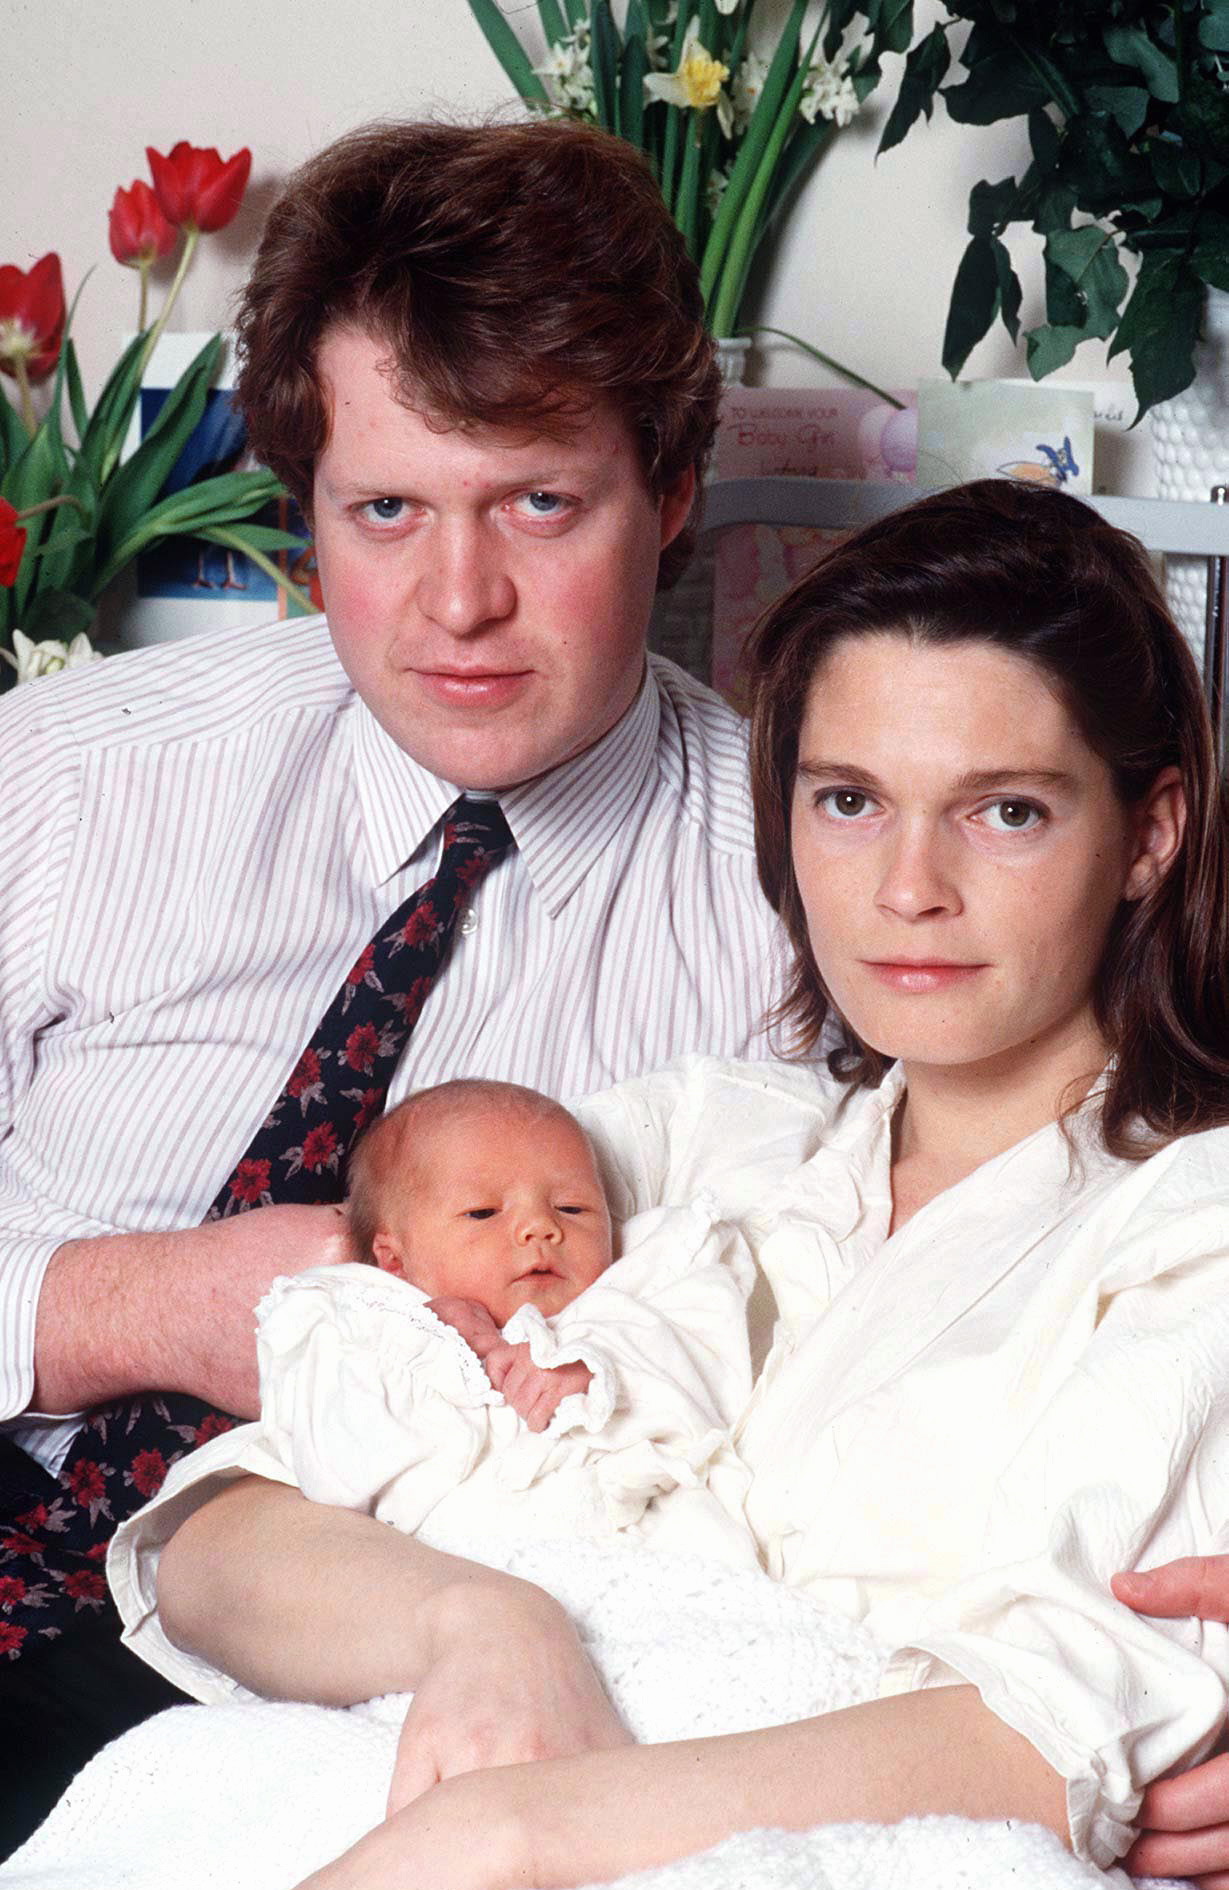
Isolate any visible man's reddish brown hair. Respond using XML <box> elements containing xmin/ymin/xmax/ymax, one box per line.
<box><xmin>234</xmin><ymin>118</ymin><xmax>720</xmax><ymax>586</ymax></box>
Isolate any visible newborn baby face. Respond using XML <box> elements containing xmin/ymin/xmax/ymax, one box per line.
<box><xmin>374</xmin><ymin>1104</ymin><xmax>613</xmax><ymax>1324</ymax></box>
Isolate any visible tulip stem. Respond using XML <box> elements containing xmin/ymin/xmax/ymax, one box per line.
<box><xmin>17</xmin><ymin>494</ymin><xmax>86</xmax><ymax>522</ymax></box>
<box><xmin>12</xmin><ymin>358</ymin><xmax>37</xmax><ymax>438</ymax></box>
<box><xmin>139</xmin><ymin>225</ymin><xmax>200</xmax><ymax>379</ymax></box>
<box><xmin>138</xmin><ymin>261</ymin><xmax>150</xmax><ymax>336</ymax></box>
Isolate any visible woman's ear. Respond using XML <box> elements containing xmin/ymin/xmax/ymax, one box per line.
<box><xmin>1123</xmin><ymin>766</ymin><xmax>1186</xmax><ymax>902</ymax></box>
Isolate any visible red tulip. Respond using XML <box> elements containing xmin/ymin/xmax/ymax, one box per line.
<box><xmin>0</xmin><ymin>499</ymin><xmax>26</xmax><ymax>587</ymax></box>
<box><xmin>109</xmin><ymin>178</ymin><xmax>178</xmax><ymax>268</ymax></box>
<box><xmin>146</xmin><ymin>142</ymin><xmax>251</xmax><ymax>234</ymax></box>
<box><xmin>0</xmin><ymin>253</ymin><xmax>65</xmax><ymax>385</ymax></box>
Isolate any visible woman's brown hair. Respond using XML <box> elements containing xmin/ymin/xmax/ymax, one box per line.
<box><xmin>234</xmin><ymin>118</ymin><xmax>719</xmax><ymax>587</ymax></box>
<box><xmin>748</xmin><ymin>478</ymin><xmax>1229</xmax><ymax>1156</ymax></box>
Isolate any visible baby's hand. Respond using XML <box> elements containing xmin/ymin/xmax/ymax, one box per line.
<box><xmin>425</xmin><ymin>1296</ymin><xmax>504</xmax><ymax>1360</ymax></box>
<box><xmin>484</xmin><ymin>1341</ymin><xmax>593</xmax><ymax>1434</ymax></box>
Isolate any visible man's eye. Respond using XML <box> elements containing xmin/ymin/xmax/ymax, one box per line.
<box><xmin>819</xmin><ymin>789</ymin><xmax>875</xmax><ymax>819</ymax></box>
<box><xmin>514</xmin><ymin>490</ymin><xmax>568</xmax><ymax>517</ymax></box>
<box><xmin>464</xmin><ymin>1207</ymin><xmax>498</xmax><ymax>1220</ymax></box>
<box><xmin>981</xmin><ymin>799</ymin><xmax>1044</xmax><ymax>833</ymax></box>
<box><xmin>362</xmin><ymin>497</ymin><xmax>405</xmax><ymax>523</ymax></box>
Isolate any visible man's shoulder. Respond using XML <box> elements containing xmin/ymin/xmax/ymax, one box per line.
<box><xmin>0</xmin><ymin>613</ymin><xmax>351</xmax><ymax>760</ymax></box>
<box><xmin>646</xmin><ymin>654</ymin><xmax>754</xmax><ymax>856</ymax></box>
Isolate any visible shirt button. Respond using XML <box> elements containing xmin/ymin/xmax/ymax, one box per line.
<box><xmin>458</xmin><ymin>905</ymin><xmax>478</xmax><ymax>936</ymax></box>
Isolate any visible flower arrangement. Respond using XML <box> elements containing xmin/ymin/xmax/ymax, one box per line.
<box><xmin>0</xmin><ymin>140</ymin><xmax>308</xmax><ymax>687</ymax></box>
<box><xmin>883</xmin><ymin>0</ymin><xmax>1229</xmax><ymax>417</ymax></box>
<box><xmin>467</xmin><ymin>0</ymin><xmax>911</xmax><ymax>338</ymax></box>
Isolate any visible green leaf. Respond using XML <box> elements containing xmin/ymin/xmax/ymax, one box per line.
<box><xmin>1031</xmin><ymin>176</ymin><xmax>1078</xmax><ymax>233</ymax></box>
<box><xmin>1194</xmin><ymin>233</ymin><xmax>1229</xmax><ymax>292</ymax></box>
<box><xmin>0</xmin><ymin>391</ymin><xmax>26</xmax><ymax>481</ymax></box>
<box><xmin>1045</xmin><ymin>224</ymin><xmax>1128</xmax><ymax>338</ymax></box>
<box><xmin>1085</xmin><ymin>84</ymin><xmax>1149</xmax><ymax>137</ymax></box>
<box><xmin>620</xmin><ymin>0</ymin><xmax>648</xmax><ymax>152</ymax></box>
<box><xmin>1045</xmin><ymin>250</ymin><xmax>1083</xmax><ymax>325</ymax></box>
<box><xmin>183</xmin><ymin>519</ymin><xmax>304</xmax><ymax>553</ymax></box>
<box><xmin>94</xmin><ymin>335</ymin><xmax>222</xmax><ymax>553</ymax></box>
<box><xmin>1200</xmin><ymin>5</ymin><xmax>1229</xmax><ymax>51</ymax></box>
<box><xmin>878</xmin><ymin>24</ymin><xmax>950</xmax><ymax>154</ymax></box>
<box><xmin>77</xmin><ymin>330</ymin><xmax>150</xmax><ymax>489</ymax></box>
<box><xmin>590</xmin><ymin>0</ymin><xmax>622</xmax><ymax>135</ymax></box>
<box><xmin>1064</xmin><ymin>114</ymin><xmax>1143</xmax><ymax>213</ymax></box>
<box><xmin>23</xmin><ymin>526</ymin><xmax>91</xmax><ymax>563</ymax></box>
<box><xmin>941</xmin><ymin>235</ymin><xmax>1002</xmax><ymax>376</ymax></box>
<box><xmin>19</xmin><ymin>588</ymin><xmax>96</xmax><ymax>642</ymax></box>
<box><xmin>465</xmin><ymin>0</ymin><xmax>549</xmax><ymax>102</ymax></box>
<box><xmin>63</xmin><ymin>341</ymin><xmax>89</xmax><ymax>445</ymax></box>
<box><xmin>944</xmin><ymin>50</ymin><xmax>1053</xmax><ymax>125</ymax></box>
<box><xmin>657</xmin><ymin>0</ymin><xmax>692</xmax><ymax>209</ymax></box>
<box><xmin>1103</xmin><ymin>25</ymin><xmax>1179</xmax><ymax>103</ymax></box>
<box><xmin>994</xmin><ymin>236</ymin><xmax>1022</xmax><ymax>341</ymax></box>
<box><xmin>535</xmin><ymin>0</ymin><xmax>567</xmax><ymax>46</ymax></box>
<box><xmin>1179</xmin><ymin>65</ymin><xmax>1229</xmax><ymax>160</ymax></box>
<box><xmin>968</xmin><ymin>174</ymin><xmax>1020</xmax><ymax>238</ymax></box>
<box><xmin>1028</xmin><ymin>105</ymin><xmax>1060</xmax><ymax>171</ymax></box>
<box><xmin>1025</xmin><ymin>321</ymin><xmax>1084</xmax><ymax>377</ymax></box>
<box><xmin>2</xmin><ymin>424</ymin><xmax>60</xmax><ymax>621</ymax></box>
<box><xmin>1150</xmin><ymin>138</ymin><xmax>1203</xmax><ymax>198</ymax></box>
<box><xmin>1108</xmin><ymin>250</ymin><xmax>1203</xmax><ymax>418</ymax></box>
<box><xmin>874</xmin><ymin>0</ymin><xmax>914</xmax><ymax>60</ymax></box>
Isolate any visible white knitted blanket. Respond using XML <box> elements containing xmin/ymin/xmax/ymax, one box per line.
<box><xmin>1</xmin><ymin>1537</ymin><xmax>1171</xmax><ymax>1890</ymax></box>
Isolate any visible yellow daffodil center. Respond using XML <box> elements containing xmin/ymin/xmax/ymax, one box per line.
<box><xmin>678</xmin><ymin>46</ymin><xmax>729</xmax><ymax>110</ymax></box>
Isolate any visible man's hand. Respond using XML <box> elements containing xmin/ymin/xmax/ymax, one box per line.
<box><xmin>483</xmin><ymin>1340</ymin><xmax>593</xmax><ymax>1433</ymax></box>
<box><xmin>1114</xmin><ymin>1557</ymin><xmax>1229</xmax><ymax>1886</ymax></box>
<box><xmin>34</xmin><ymin>1203</ymin><xmax>351</xmax><ymax>1418</ymax></box>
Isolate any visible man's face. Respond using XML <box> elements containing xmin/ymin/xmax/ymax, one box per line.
<box><xmin>311</xmin><ymin>325</ymin><xmax>695</xmax><ymax>790</ymax></box>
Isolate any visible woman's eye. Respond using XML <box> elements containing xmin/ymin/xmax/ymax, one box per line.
<box><xmin>980</xmin><ymin>799</ymin><xmax>1043</xmax><ymax>833</ymax></box>
<box><xmin>819</xmin><ymin>789</ymin><xmax>875</xmax><ymax>820</ymax></box>
<box><xmin>464</xmin><ymin>1207</ymin><xmax>498</xmax><ymax>1221</ymax></box>
<box><xmin>361</xmin><ymin>497</ymin><xmax>405</xmax><ymax>524</ymax></box>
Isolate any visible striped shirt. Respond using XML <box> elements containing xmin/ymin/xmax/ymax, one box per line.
<box><xmin>0</xmin><ymin>613</ymin><xmax>784</xmax><ymax>1469</ymax></box>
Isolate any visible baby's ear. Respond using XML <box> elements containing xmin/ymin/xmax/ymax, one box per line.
<box><xmin>371</xmin><ymin>1233</ymin><xmax>408</xmax><ymax>1278</ymax></box>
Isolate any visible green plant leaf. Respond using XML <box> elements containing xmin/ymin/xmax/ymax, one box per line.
<box><xmin>1085</xmin><ymin>84</ymin><xmax>1149</xmax><ymax>137</ymax></box>
<box><xmin>3</xmin><ymin>423</ymin><xmax>60</xmax><ymax>621</ymax></box>
<box><xmin>1108</xmin><ymin>250</ymin><xmax>1203</xmax><ymax>418</ymax></box>
<box><xmin>466</xmin><ymin>0</ymin><xmax>549</xmax><ymax>101</ymax></box>
<box><xmin>1103</xmin><ymin>25</ymin><xmax>1179</xmax><ymax>103</ymax></box>
<box><xmin>23</xmin><ymin>526</ymin><xmax>91</xmax><ymax>563</ymax></box>
<box><xmin>1046</xmin><ymin>224</ymin><xmax>1128</xmax><ymax>337</ymax></box>
<box><xmin>994</xmin><ymin>236</ymin><xmax>1022</xmax><ymax>341</ymax></box>
<box><xmin>590</xmin><ymin>0</ymin><xmax>622</xmax><ymax>135</ymax></box>
<box><xmin>63</xmin><ymin>341</ymin><xmax>90</xmax><ymax>445</ymax></box>
<box><xmin>621</xmin><ymin>0</ymin><xmax>648</xmax><ymax>152</ymax></box>
<box><xmin>77</xmin><ymin>330</ymin><xmax>150</xmax><ymax>489</ymax></box>
<box><xmin>941</xmin><ymin>235</ymin><xmax>1002</xmax><ymax>376</ymax></box>
<box><xmin>1194</xmin><ymin>232</ymin><xmax>1229</xmax><ymax>292</ymax></box>
<box><xmin>1150</xmin><ymin>138</ymin><xmax>1203</xmax><ymax>199</ymax></box>
<box><xmin>1028</xmin><ymin>104</ymin><xmax>1060</xmax><ymax>170</ymax></box>
<box><xmin>92</xmin><ymin>467</ymin><xmax>286</xmax><ymax>589</ymax></box>
<box><xmin>19</xmin><ymin>588</ymin><xmax>96</xmax><ymax>642</ymax></box>
<box><xmin>536</xmin><ymin>0</ymin><xmax>567</xmax><ymax>46</ymax></box>
<box><xmin>0</xmin><ymin>391</ymin><xmax>26</xmax><ymax>481</ymax></box>
<box><xmin>1200</xmin><ymin>4</ymin><xmax>1229</xmax><ymax>51</ymax></box>
<box><xmin>968</xmin><ymin>174</ymin><xmax>1020</xmax><ymax>237</ymax></box>
<box><xmin>944</xmin><ymin>50</ymin><xmax>1054</xmax><ymax>125</ymax></box>
<box><xmin>1045</xmin><ymin>250</ymin><xmax>1083</xmax><ymax>324</ymax></box>
<box><xmin>878</xmin><ymin>24</ymin><xmax>950</xmax><ymax>154</ymax></box>
<box><xmin>94</xmin><ymin>335</ymin><xmax>222</xmax><ymax>554</ymax></box>
<box><xmin>1031</xmin><ymin>176</ymin><xmax>1078</xmax><ymax>233</ymax></box>
<box><xmin>193</xmin><ymin>526</ymin><xmax>316</xmax><ymax>615</ymax></box>
<box><xmin>874</xmin><ymin>0</ymin><xmax>915</xmax><ymax>59</ymax></box>
<box><xmin>1025</xmin><ymin>321</ymin><xmax>1084</xmax><ymax>378</ymax></box>
<box><xmin>1179</xmin><ymin>65</ymin><xmax>1229</xmax><ymax>160</ymax></box>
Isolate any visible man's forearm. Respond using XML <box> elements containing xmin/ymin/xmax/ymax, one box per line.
<box><xmin>156</xmin><ymin>1475</ymin><xmax>563</xmax><ymax>1704</ymax></box>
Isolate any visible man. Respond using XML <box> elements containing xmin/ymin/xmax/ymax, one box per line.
<box><xmin>0</xmin><ymin>119</ymin><xmax>781</xmax><ymax>1845</ymax></box>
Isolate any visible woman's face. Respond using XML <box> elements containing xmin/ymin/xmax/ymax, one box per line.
<box><xmin>790</xmin><ymin>633</ymin><xmax>1161</xmax><ymax>1078</ymax></box>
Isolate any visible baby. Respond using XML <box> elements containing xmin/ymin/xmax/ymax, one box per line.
<box><xmin>234</xmin><ymin>1075</ymin><xmax>760</xmax><ymax>1563</ymax></box>
<box><xmin>346</xmin><ymin>1078</ymin><xmax>615</xmax><ymax>1431</ymax></box>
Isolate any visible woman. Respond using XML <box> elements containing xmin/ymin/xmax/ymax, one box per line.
<box><xmin>65</xmin><ymin>479</ymin><xmax>1229</xmax><ymax>1888</ymax></box>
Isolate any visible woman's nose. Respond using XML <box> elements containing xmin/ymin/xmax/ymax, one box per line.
<box><xmin>874</xmin><ymin>823</ymin><xmax>962</xmax><ymax>920</ymax></box>
<box><xmin>415</xmin><ymin>521</ymin><xmax>516</xmax><ymax>636</ymax></box>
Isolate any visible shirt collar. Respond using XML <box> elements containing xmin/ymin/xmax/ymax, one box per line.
<box><xmin>349</xmin><ymin>661</ymin><xmax>662</xmax><ymax>915</ymax></box>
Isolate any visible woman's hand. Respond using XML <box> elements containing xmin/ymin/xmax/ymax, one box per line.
<box><xmin>1114</xmin><ymin>1557</ymin><xmax>1229</xmax><ymax>1887</ymax></box>
<box><xmin>386</xmin><ymin>1577</ymin><xmax>632</xmax><ymax>1816</ymax></box>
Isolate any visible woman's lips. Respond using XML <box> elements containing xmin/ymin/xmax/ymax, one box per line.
<box><xmin>861</xmin><ymin>961</ymin><xmax>988</xmax><ymax>993</ymax></box>
<box><xmin>414</xmin><ymin>669</ymin><xmax>532</xmax><ymax>709</ymax></box>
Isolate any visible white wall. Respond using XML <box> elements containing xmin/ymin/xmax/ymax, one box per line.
<box><xmin>5</xmin><ymin>0</ymin><xmax>1142</xmax><ymax>474</ymax></box>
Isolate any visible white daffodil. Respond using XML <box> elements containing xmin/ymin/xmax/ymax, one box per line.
<box><xmin>645</xmin><ymin>26</ymin><xmax>734</xmax><ymax>137</ymax></box>
<box><xmin>705</xmin><ymin>164</ymin><xmax>732</xmax><ymax>218</ymax></box>
<box><xmin>1</xmin><ymin>628</ymin><xmax>103</xmax><ymax>683</ymax></box>
<box><xmin>714</xmin><ymin>0</ymin><xmax>742</xmax><ymax>12</ymax></box>
<box><xmin>731</xmin><ymin>50</ymin><xmax>770</xmax><ymax>134</ymax></box>
<box><xmin>799</xmin><ymin>50</ymin><xmax>861</xmax><ymax>127</ymax></box>
<box><xmin>535</xmin><ymin>26</ymin><xmax>597</xmax><ymax>117</ymax></box>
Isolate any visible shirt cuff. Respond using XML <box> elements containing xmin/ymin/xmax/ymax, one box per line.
<box><xmin>0</xmin><ymin>1229</ymin><xmax>88</xmax><ymax>1462</ymax></box>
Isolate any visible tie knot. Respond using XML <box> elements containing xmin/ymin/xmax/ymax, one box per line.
<box><xmin>444</xmin><ymin>796</ymin><xmax>514</xmax><ymax>857</ymax></box>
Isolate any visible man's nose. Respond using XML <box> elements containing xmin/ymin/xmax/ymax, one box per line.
<box><xmin>874</xmin><ymin>821</ymin><xmax>962</xmax><ymax>921</ymax></box>
<box><xmin>415</xmin><ymin>520</ymin><xmax>516</xmax><ymax>636</ymax></box>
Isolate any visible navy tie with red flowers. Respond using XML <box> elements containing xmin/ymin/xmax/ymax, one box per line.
<box><xmin>0</xmin><ymin>797</ymin><xmax>514</xmax><ymax>1659</ymax></box>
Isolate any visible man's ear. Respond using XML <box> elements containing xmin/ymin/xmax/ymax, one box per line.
<box><xmin>1123</xmin><ymin>766</ymin><xmax>1186</xmax><ymax>902</ymax></box>
<box><xmin>371</xmin><ymin>1232</ymin><xmax>407</xmax><ymax>1277</ymax></box>
<box><xmin>658</xmin><ymin>463</ymin><xmax>697</xmax><ymax>551</ymax></box>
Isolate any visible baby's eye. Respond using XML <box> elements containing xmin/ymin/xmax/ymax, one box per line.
<box><xmin>979</xmin><ymin>799</ymin><xmax>1044</xmax><ymax>833</ymax></box>
<box><xmin>557</xmin><ymin>1204</ymin><xmax>589</xmax><ymax>1216</ymax></box>
<box><xmin>464</xmin><ymin>1207</ymin><xmax>498</xmax><ymax>1220</ymax></box>
<box><xmin>818</xmin><ymin>788</ymin><xmax>877</xmax><ymax>820</ymax></box>
<box><xmin>360</xmin><ymin>497</ymin><xmax>406</xmax><ymax>524</ymax></box>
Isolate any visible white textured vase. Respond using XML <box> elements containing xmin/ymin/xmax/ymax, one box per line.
<box><xmin>715</xmin><ymin>336</ymin><xmax>751</xmax><ymax>386</ymax></box>
<box><xmin>1151</xmin><ymin>286</ymin><xmax>1229</xmax><ymax>669</ymax></box>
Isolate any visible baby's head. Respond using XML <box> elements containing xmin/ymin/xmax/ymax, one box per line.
<box><xmin>347</xmin><ymin>1079</ymin><xmax>614</xmax><ymax>1324</ymax></box>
